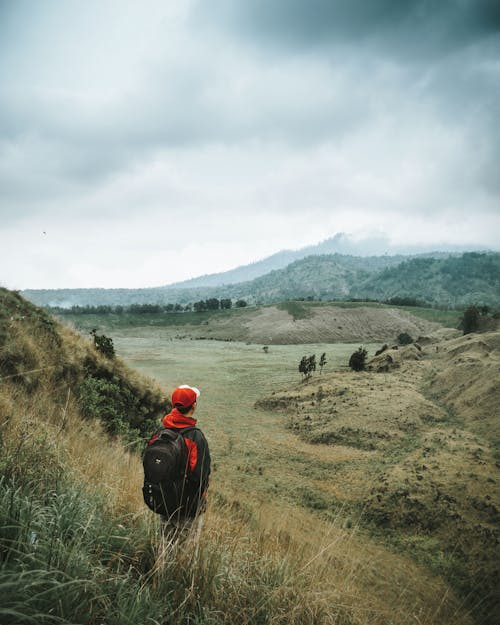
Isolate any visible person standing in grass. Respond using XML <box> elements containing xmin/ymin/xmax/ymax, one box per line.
<box><xmin>144</xmin><ymin>384</ymin><xmax>211</xmax><ymax>541</ymax></box>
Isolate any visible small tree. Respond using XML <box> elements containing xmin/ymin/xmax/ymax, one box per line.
<box><xmin>205</xmin><ymin>298</ymin><xmax>220</xmax><ymax>310</ymax></box>
<box><xmin>90</xmin><ymin>329</ymin><xmax>115</xmax><ymax>359</ymax></box>
<box><xmin>319</xmin><ymin>352</ymin><xmax>327</xmax><ymax>374</ymax></box>
<box><xmin>299</xmin><ymin>356</ymin><xmax>308</xmax><ymax>379</ymax></box>
<box><xmin>299</xmin><ymin>354</ymin><xmax>316</xmax><ymax>380</ymax></box>
<box><xmin>193</xmin><ymin>300</ymin><xmax>207</xmax><ymax>312</ymax></box>
<box><xmin>235</xmin><ymin>299</ymin><xmax>247</xmax><ymax>308</ymax></box>
<box><xmin>461</xmin><ymin>305</ymin><xmax>480</xmax><ymax>334</ymax></box>
<box><xmin>349</xmin><ymin>347</ymin><xmax>367</xmax><ymax>372</ymax></box>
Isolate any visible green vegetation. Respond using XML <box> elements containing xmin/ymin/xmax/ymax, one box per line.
<box><xmin>90</xmin><ymin>328</ymin><xmax>115</xmax><ymax>358</ymax></box>
<box><xmin>397</xmin><ymin>332</ymin><xmax>413</xmax><ymax>345</ymax></box>
<box><xmin>458</xmin><ymin>305</ymin><xmax>498</xmax><ymax>334</ymax></box>
<box><xmin>348</xmin><ymin>347</ymin><xmax>367</xmax><ymax>371</ymax></box>
<box><xmin>395</xmin><ymin>305</ymin><xmax>463</xmax><ymax>328</ymax></box>
<box><xmin>298</xmin><ymin>354</ymin><xmax>316</xmax><ymax>380</ymax></box>
<box><xmin>3</xmin><ymin>287</ymin><xmax>498</xmax><ymax>624</ymax></box>
<box><xmin>352</xmin><ymin>252</ymin><xmax>500</xmax><ymax>307</ymax></box>
<box><xmin>23</xmin><ymin>251</ymin><xmax>500</xmax><ymax>309</ymax></box>
<box><xmin>277</xmin><ymin>300</ymin><xmax>313</xmax><ymax>320</ymax></box>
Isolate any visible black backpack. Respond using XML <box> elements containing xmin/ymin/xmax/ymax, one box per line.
<box><xmin>142</xmin><ymin>426</ymin><xmax>195</xmax><ymax>517</ymax></box>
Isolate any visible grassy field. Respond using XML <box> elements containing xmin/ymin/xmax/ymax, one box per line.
<box><xmin>112</xmin><ymin>332</ymin><xmax>376</xmax><ymax>504</ymax></box>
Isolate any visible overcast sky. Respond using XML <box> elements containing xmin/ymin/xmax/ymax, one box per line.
<box><xmin>1</xmin><ymin>0</ymin><xmax>499</xmax><ymax>289</ymax></box>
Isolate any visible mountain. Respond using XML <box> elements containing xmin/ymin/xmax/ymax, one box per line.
<box><xmin>21</xmin><ymin>253</ymin><xmax>403</xmax><ymax>308</ymax></box>
<box><xmin>163</xmin><ymin>232</ymin><xmax>481</xmax><ymax>289</ymax></box>
<box><xmin>22</xmin><ymin>252</ymin><xmax>499</xmax><ymax>309</ymax></box>
<box><xmin>351</xmin><ymin>252</ymin><xmax>500</xmax><ymax>306</ymax></box>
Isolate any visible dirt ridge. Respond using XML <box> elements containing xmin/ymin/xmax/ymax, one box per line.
<box><xmin>191</xmin><ymin>305</ymin><xmax>443</xmax><ymax>344</ymax></box>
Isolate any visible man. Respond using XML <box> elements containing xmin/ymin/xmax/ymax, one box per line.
<box><xmin>159</xmin><ymin>384</ymin><xmax>211</xmax><ymax>538</ymax></box>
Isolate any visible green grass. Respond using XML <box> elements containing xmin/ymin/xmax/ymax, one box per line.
<box><xmin>58</xmin><ymin>306</ymin><xmax>255</xmax><ymax>333</ymax></box>
<box><xmin>0</xmin><ymin>466</ymin><xmax>338</xmax><ymax>625</ymax></box>
<box><xmin>59</xmin><ymin>300</ymin><xmax>463</xmax><ymax>332</ymax></box>
<box><xmin>276</xmin><ymin>300</ymin><xmax>314</xmax><ymax>320</ymax></box>
<box><xmin>397</xmin><ymin>306</ymin><xmax>462</xmax><ymax>328</ymax></box>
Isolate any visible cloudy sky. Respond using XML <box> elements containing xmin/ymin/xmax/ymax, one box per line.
<box><xmin>1</xmin><ymin>0</ymin><xmax>499</xmax><ymax>289</ymax></box>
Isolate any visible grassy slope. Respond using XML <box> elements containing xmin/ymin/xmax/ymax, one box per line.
<box><xmin>258</xmin><ymin>336</ymin><xmax>500</xmax><ymax>624</ymax></box>
<box><xmin>0</xmin><ymin>290</ymin><xmax>476</xmax><ymax>625</ymax></box>
<box><xmin>0</xmin><ymin>289</ymin><xmax>340</xmax><ymax>625</ymax></box>
<box><xmin>111</xmin><ymin>329</ymin><xmax>480</xmax><ymax>625</ymax></box>
<box><xmin>56</xmin><ymin>300</ymin><xmax>463</xmax><ymax>346</ymax></box>
<box><xmin>0</xmin><ymin>288</ymin><xmax>475</xmax><ymax>625</ymax></box>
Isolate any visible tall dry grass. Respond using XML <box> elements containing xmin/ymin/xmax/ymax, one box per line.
<box><xmin>0</xmin><ymin>289</ymin><xmax>474</xmax><ymax>624</ymax></box>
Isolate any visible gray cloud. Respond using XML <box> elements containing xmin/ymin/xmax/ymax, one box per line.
<box><xmin>193</xmin><ymin>0</ymin><xmax>500</xmax><ymax>57</ymax></box>
<box><xmin>0</xmin><ymin>1</ymin><xmax>498</xmax><ymax>288</ymax></box>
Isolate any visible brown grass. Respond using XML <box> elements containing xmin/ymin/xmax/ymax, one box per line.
<box><xmin>0</xmin><ymin>290</ymin><xmax>483</xmax><ymax>624</ymax></box>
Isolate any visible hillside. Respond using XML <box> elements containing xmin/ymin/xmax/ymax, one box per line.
<box><xmin>257</xmin><ymin>330</ymin><xmax>500</xmax><ymax>624</ymax></box>
<box><xmin>1</xmin><ymin>288</ymin><xmax>486</xmax><ymax>625</ymax></box>
<box><xmin>0</xmin><ymin>288</ymin><xmax>364</xmax><ymax>624</ymax></box>
<box><xmin>164</xmin><ymin>232</ymin><xmax>406</xmax><ymax>288</ymax></box>
<box><xmin>177</xmin><ymin>302</ymin><xmax>444</xmax><ymax>344</ymax></box>
<box><xmin>55</xmin><ymin>301</ymin><xmax>449</xmax><ymax>345</ymax></box>
<box><xmin>22</xmin><ymin>252</ymin><xmax>499</xmax><ymax>309</ymax></box>
<box><xmin>351</xmin><ymin>252</ymin><xmax>500</xmax><ymax>306</ymax></box>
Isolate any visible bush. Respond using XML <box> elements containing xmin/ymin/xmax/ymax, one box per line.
<box><xmin>398</xmin><ymin>332</ymin><xmax>413</xmax><ymax>345</ymax></box>
<box><xmin>349</xmin><ymin>347</ymin><xmax>367</xmax><ymax>372</ymax></box>
<box><xmin>460</xmin><ymin>306</ymin><xmax>480</xmax><ymax>334</ymax></box>
<box><xmin>78</xmin><ymin>375</ymin><xmax>162</xmax><ymax>442</ymax></box>
<box><xmin>90</xmin><ymin>329</ymin><xmax>115</xmax><ymax>359</ymax></box>
<box><xmin>299</xmin><ymin>354</ymin><xmax>316</xmax><ymax>380</ymax></box>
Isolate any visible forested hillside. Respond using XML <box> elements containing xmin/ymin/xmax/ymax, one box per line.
<box><xmin>351</xmin><ymin>252</ymin><xmax>500</xmax><ymax>306</ymax></box>
<box><xmin>22</xmin><ymin>252</ymin><xmax>499</xmax><ymax>309</ymax></box>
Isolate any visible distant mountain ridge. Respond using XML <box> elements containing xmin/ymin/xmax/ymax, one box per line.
<box><xmin>163</xmin><ymin>232</ymin><xmax>482</xmax><ymax>288</ymax></box>
<box><xmin>22</xmin><ymin>251</ymin><xmax>500</xmax><ymax>309</ymax></box>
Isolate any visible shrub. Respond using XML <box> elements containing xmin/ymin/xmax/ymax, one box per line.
<box><xmin>90</xmin><ymin>329</ymin><xmax>115</xmax><ymax>359</ymax></box>
<box><xmin>460</xmin><ymin>306</ymin><xmax>480</xmax><ymax>334</ymax></box>
<box><xmin>299</xmin><ymin>354</ymin><xmax>316</xmax><ymax>380</ymax></box>
<box><xmin>349</xmin><ymin>347</ymin><xmax>367</xmax><ymax>372</ymax></box>
<box><xmin>78</xmin><ymin>375</ymin><xmax>162</xmax><ymax>442</ymax></box>
<box><xmin>398</xmin><ymin>332</ymin><xmax>413</xmax><ymax>345</ymax></box>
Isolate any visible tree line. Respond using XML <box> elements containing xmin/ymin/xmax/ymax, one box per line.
<box><xmin>48</xmin><ymin>299</ymin><xmax>248</xmax><ymax>315</ymax></box>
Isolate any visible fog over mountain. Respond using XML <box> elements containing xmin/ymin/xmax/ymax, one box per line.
<box><xmin>166</xmin><ymin>232</ymin><xmax>489</xmax><ymax>289</ymax></box>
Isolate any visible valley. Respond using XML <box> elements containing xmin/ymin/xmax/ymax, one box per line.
<box><xmin>2</xmin><ymin>289</ymin><xmax>498</xmax><ymax>625</ymax></box>
<box><xmin>105</xmin><ymin>314</ymin><xmax>499</xmax><ymax>625</ymax></box>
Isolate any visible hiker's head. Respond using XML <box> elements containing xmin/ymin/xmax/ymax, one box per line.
<box><xmin>172</xmin><ymin>385</ymin><xmax>200</xmax><ymax>415</ymax></box>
